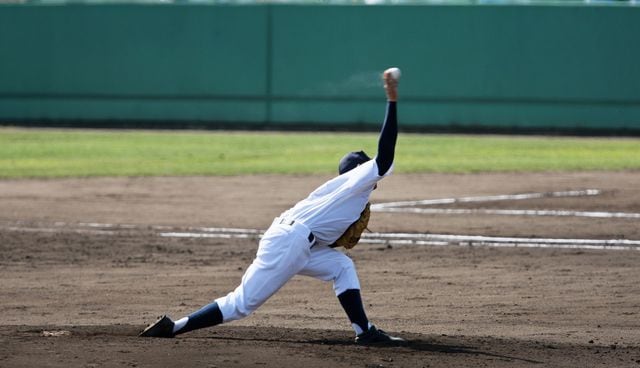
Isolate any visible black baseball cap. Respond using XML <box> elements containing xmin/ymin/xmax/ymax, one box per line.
<box><xmin>338</xmin><ymin>151</ymin><xmax>371</xmax><ymax>175</ymax></box>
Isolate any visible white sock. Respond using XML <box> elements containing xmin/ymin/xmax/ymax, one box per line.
<box><xmin>172</xmin><ymin>317</ymin><xmax>189</xmax><ymax>334</ymax></box>
<box><xmin>352</xmin><ymin>322</ymin><xmax>372</xmax><ymax>335</ymax></box>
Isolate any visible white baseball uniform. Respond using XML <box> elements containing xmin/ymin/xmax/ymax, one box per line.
<box><xmin>215</xmin><ymin>159</ymin><xmax>393</xmax><ymax>322</ymax></box>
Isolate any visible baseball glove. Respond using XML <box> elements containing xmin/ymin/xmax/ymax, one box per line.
<box><xmin>331</xmin><ymin>203</ymin><xmax>371</xmax><ymax>249</ymax></box>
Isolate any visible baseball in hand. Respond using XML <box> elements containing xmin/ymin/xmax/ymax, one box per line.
<box><xmin>386</xmin><ymin>67</ymin><xmax>401</xmax><ymax>81</ymax></box>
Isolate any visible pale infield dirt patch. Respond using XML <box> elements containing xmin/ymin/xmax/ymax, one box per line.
<box><xmin>1</xmin><ymin>172</ymin><xmax>640</xmax><ymax>367</ymax></box>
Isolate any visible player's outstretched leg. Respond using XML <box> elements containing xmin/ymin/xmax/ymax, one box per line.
<box><xmin>139</xmin><ymin>302</ymin><xmax>223</xmax><ymax>338</ymax></box>
<box><xmin>140</xmin><ymin>224</ymin><xmax>311</xmax><ymax>338</ymax></box>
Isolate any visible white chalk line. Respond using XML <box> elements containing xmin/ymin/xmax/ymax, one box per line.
<box><xmin>362</xmin><ymin>232</ymin><xmax>640</xmax><ymax>246</ymax></box>
<box><xmin>160</xmin><ymin>232</ymin><xmax>256</xmax><ymax>239</ymax></box>
<box><xmin>360</xmin><ymin>239</ymin><xmax>634</xmax><ymax>251</ymax></box>
<box><xmin>2</xmin><ymin>221</ymin><xmax>639</xmax><ymax>251</ymax></box>
<box><xmin>370</xmin><ymin>189</ymin><xmax>601</xmax><ymax>209</ymax></box>
<box><xmin>4</xmin><ymin>226</ymin><xmax>117</xmax><ymax>236</ymax></box>
<box><xmin>4</xmin><ymin>187</ymin><xmax>640</xmax><ymax>254</ymax></box>
<box><xmin>156</xmin><ymin>229</ymin><xmax>640</xmax><ymax>251</ymax></box>
<box><xmin>168</xmin><ymin>226</ymin><xmax>640</xmax><ymax>245</ymax></box>
<box><xmin>0</xmin><ymin>222</ymin><xmax>640</xmax><ymax>250</ymax></box>
<box><xmin>375</xmin><ymin>207</ymin><xmax>640</xmax><ymax>219</ymax></box>
<box><xmin>371</xmin><ymin>189</ymin><xmax>640</xmax><ymax>219</ymax></box>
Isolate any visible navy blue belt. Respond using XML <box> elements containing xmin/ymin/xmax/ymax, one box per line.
<box><xmin>278</xmin><ymin>218</ymin><xmax>315</xmax><ymax>243</ymax></box>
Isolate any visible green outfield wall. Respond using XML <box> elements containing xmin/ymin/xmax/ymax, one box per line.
<box><xmin>1</xmin><ymin>3</ymin><xmax>639</xmax><ymax>132</ymax></box>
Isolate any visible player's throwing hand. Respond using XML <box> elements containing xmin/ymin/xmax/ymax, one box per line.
<box><xmin>383</xmin><ymin>67</ymin><xmax>400</xmax><ymax>102</ymax></box>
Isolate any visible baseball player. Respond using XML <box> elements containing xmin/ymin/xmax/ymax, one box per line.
<box><xmin>140</xmin><ymin>68</ymin><xmax>405</xmax><ymax>346</ymax></box>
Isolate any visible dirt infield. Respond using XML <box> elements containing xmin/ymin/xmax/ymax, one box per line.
<box><xmin>1</xmin><ymin>172</ymin><xmax>640</xmax><ymax>367</ymax></box>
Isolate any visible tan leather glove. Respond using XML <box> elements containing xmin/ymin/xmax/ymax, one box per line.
<box><xmin>331</xmin><ymin>203</ymin><xmax>371</xmax><ymax>249</ymax></box>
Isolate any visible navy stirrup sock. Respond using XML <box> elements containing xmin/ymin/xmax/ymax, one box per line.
<box><xmin>337</xmin><ymin>289</ymin><xmax>370</xmax><ymax>334</ymax></box>
<box><xmin>176</xmin><ymin>302</ymin><xmax>223</xmax><ymax>335</ymax></box>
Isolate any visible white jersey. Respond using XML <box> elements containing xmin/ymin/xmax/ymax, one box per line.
<box><xmin>280</xmin><ymin>159</ymin><xmax>393</xmax><ymax>247</ymax></box>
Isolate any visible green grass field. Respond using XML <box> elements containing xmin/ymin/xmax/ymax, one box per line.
<box><xmin>0</xmin><ymin>128</ymin><xmax>638</xmax><ymax>178</ymax></box>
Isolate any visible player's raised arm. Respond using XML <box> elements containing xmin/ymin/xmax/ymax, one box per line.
<box><xmin>375</xmin><ymin>68</ymin><xmax>400</xmax><ymax>176</ymax></box>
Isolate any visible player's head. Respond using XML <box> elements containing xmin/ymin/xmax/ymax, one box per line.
<box><xmin>338</xmin><ymin>150</ymin><xmax>371</xmax><ymax>175</ymax></box>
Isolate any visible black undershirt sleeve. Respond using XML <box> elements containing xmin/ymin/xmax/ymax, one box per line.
<box><xmin>375</xmin><ymin>101</ymin><xmax>397</xmax><ymax>176</ymax></box>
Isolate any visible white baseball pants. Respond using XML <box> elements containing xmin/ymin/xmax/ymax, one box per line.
<box><xmin>215</xmin><ymin>219</ymin><xmax>360</xmax><ymax>322</ymax></box>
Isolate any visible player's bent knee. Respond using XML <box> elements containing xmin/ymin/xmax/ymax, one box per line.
<box><xmin>335</xmin><ymin>254</ymin><xmax>356</xmax><ymax>273</ymax></box>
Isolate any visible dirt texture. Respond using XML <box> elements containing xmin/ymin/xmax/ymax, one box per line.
<box><xmin>1</xmin><ymin>172</ymin><xmax>640</xmax><ymax>367</ymax></box>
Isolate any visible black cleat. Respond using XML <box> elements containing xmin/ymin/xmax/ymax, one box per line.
<box><xmin>355</xmin><ymin>325</ymin><xmax>408</xmax><ymax>347</ymax></box>
<box><xmin>139</xmin><ymin>315</ymin><xmax>175</xmax><ymax>338</ymax></box>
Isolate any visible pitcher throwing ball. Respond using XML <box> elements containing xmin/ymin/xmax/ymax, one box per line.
<box><xmin>140</xmin><ymin>68</ymin><xmax>406</xmax><ymax>346</ymax></box>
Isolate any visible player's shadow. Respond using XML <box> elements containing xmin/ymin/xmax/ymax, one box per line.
<box><xmin>407</xmin><ymin>339</ymin><xmax>541</xmax><ymax>364</ymax></box>
<box><xmin>307</xmin><ymin>337</ymin><xmax>542</xmax><ymax>364</ymax></box>
<box><xmin>185</xmin><ymin>326</ymin><xmax>542</xmax><ymax>365</ymax></box>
